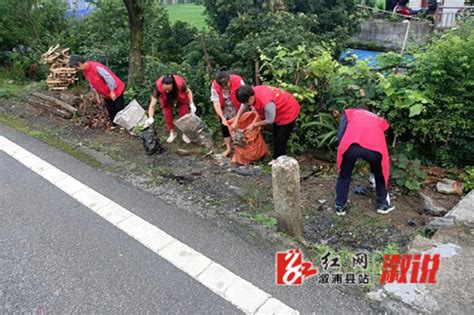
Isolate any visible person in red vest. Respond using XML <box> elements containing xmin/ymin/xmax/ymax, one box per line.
<box><xmin>234</xmin><ymin>85</ymin><xmax>300</xmax><ymax>159</ymax></box>
<box><xmin>210</xmin><ymin>67</ymin><xmax>245</xmax><ymax>156</ymax></box>
<box><xmin>69</xmin><ymin>55</ymin><xmax>125</xmax><ymax>128</ymax></box>
<box><xmin>145</xmin><ymin>74</ymin><xmax>196</xmax><ymax>144</ymax></box>
<box><xmin>335</xmin><ymin>105</ymin><xmax>395</xmax><ymax>216</ymax></box>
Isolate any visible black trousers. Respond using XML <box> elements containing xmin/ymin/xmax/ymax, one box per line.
<box><xmin>335</xmin><ymin>143</ymin><xmax>389</xmax><ymax>207</ymax></box>
<box><xmin>104</xmin><ymin>93</ymin><xmax>125</xmax><ymax>124</ymax></box>
<box><xmin>273</xmin><ymin>120</ymin><xmax>295</xmax><ymax>159</ymax></box>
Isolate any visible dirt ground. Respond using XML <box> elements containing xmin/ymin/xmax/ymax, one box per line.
<box><xmin>0</xmin><ymin>90</ymin><xmax>463</xmax><ymax>253</ymax></box>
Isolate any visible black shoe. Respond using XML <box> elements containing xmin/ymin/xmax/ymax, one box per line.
<box><xmin>335</xmin><ymin>204</ymin><xmax>347</xmax><ymax>216</ymax></box>
<box><xmin>377</xmin><ymin>204</ymin><xmax>395</xmax><ymax>214</ymax></box>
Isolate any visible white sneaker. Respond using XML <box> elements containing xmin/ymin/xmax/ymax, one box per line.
<box><xmin>182</xmin><ymin>134</ymin><xmax>191</xmax><ymax>144</ymax></box>
<box><xmin>167</xmin><ymin>131</ymin><xmax>177</xmax><ymax>143</ymax></box>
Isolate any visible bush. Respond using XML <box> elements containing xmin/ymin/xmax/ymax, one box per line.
<box><xmin>462</xmin><ymin>166</ymin><xmax>474</xmax><ymax>192</ymax></box>
<box><xmin>62</xmin><ymin>0</ymin><xmax>130</xmax><ymax>79</ymax></box>
<box><xmin>259</xmin><ymin>18</ymin><xmax>474</xmax><ymax>171</ymax></box>
<box><xmin>0</xmin><ymin>0</ymin><xmax>68</xmax><ymax>54</ymax></box>
<box><xmin>390</xmin><ymin>152</ymin><xmax>427</xmax><ymax>193</ymax></box>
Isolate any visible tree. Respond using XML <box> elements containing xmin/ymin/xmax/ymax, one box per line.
<box><xmin>123</xmin><ymin>0</ymin><xmax>143</xmax><ymax>86</ymax></box>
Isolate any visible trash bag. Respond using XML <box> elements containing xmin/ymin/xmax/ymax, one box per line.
<box><xmin>227</xmin><ymin>111</ymin><xmax>270</xmax><ymax>165</ymax></box>
<box><xmin>174</xmin><ymin>113</ymin><xmax>213</xmax><ymax>148</ymax></box>
<box><xmin>113</xmin><ymin>99</ymin><xmax>147</xmax><ymax>130</ymax></box>
<box><xmin>141</xmin><ymin>125</ymin><xmax>164</xmax><ymax>155</ymax></box>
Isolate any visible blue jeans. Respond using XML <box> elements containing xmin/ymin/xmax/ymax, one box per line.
<box><xmin>336</xmin><ymin>143</ymin><xmax>389</xmax><ymax>207</ymax></box>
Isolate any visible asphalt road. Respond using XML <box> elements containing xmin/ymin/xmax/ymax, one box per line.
<box><xmin>0</xmin><ymin>123</ymin><xmax>374</xmax><ymax>314</ymax></box>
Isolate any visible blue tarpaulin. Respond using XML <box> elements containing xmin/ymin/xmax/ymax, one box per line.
<box><xmin>340</xmin><ymin>48</ymin><xmax>414</xmax><ymax>68</ymax></box>
<box><xmin>340</xmin><ymin>48</ymin><xmax>384</xmax><ymax>67</ymax></box>
<box><xmin>65</xmin><ymin>0</ymin><xmax>95</xmax><ymax>18</ymax></box>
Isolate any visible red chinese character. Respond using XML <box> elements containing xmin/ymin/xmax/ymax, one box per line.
<box><xmin>419</xmin><ymin>254</ymin><xmax>440</xmax><ymax>284</ymax></box>
<box><xmin>276</xmin><ymin>249</ymin><xmax>317</xmax><ymax>285</ymax></box>
<box><xmin>380</xmin><ymin>254</ymin><xmax>401</xmax><ymax>284</ymax></box>
<box><xmin>380</xmin><ymin>254</ymin><xmax>441</xmax><ymax>284</ymax></box>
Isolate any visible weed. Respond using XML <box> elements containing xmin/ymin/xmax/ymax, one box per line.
<box><xmin>251</xmin><ymin>214</ymin><xmax>277</xmax><ymax>229</ymax></box>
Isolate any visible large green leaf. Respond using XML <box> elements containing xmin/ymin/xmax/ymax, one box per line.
<box><xmin>409</xmin><ymin>104</ymin><xmax>424</xmax><ymax>117</ymax></box>
<box><xmin>405</xmin><ymin>179</ymin><xmax>421</xmax><ymax>191</ymax></box>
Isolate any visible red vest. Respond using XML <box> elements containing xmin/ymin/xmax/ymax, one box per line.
<box><xmin>396</xmin><ymin>5</ymin><xmax>411</xmax><ymax>16</ymax></box>
<box><xmin>211</xmin><ymin>74</ymin><xmax>243</xmax><ymax>111</ymax></box>
<box><xmin>337</xmin><ymin>109</ymin><xmax>390</xmax><ymax>188</ymax></box>
<box><xmin>253</xmin><ymin>85</ymin><xmax>300</xmax><ymax>125</ymax></box>
<box><xmin>156</xmin><ymin>75</ymin><xmax>190</xmax><ymax>108</ymax></box>
<box><xmin>83</xmin><ymin>61</ymin><xmax>125</xmax><ymax>99</ymax></box>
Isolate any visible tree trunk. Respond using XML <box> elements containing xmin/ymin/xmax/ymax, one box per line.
<box><xmin>200</xmin><ymin>33</ymin><xmax>212</xmax><ymax>78</ymax></box>
<box><xmin>123</xmin><ymin>0</ymin><xmax>143</xmax><ymax>87</ymax></box>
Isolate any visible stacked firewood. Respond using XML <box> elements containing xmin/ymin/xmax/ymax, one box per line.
<box><xmin>40</xmin><ymin>44</ymin><xmax>77</xmax><ymax>90</ymax></box>
<box><xmin>25</xmin><ymin>91</ymin><xmax>79</xmax><ymax>119</ymax></box>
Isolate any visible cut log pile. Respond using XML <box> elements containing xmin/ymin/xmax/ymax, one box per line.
<box><xmin>26</xmin><ymin>89</ymin><xmax>111</xmax><ymax>129</ymax></box>
<box><xmin>25</xmin><ymin>91</ymin><xmax>80</xmax><ymax>120</ymax></box>
<box><xmin>40</xmin><ymin>44</ymin><xmax>77</xmax><ymax>91</ymax></box>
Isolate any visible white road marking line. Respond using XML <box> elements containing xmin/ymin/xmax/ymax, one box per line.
<box><xmin>0</xmin><ymin>135</ymin><xmax>299</xmax><ymax>315</ymax></box>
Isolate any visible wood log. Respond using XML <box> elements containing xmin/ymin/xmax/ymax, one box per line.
<box><xmin>26</xmin><ymin>98</ymin><xmax>72</xmax><ymax>119</ymax></box>
<box><xmin>59</xmin><ymin>91</ymin><xmax>81</xmax><ymax>106</ymax></box>
<box><xmin>31</xmin><ymin>92</ymin><xmax>77</xmax><ymax>113</ymax></box>
<box><xmin>50</xmin><ymin>68</ymin><xmax>76</xmax><ymax>74</ymax></box>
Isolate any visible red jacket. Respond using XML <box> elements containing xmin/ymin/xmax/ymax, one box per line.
<box><xmin>156</xmin><ymin>75</ymin><xmax>190</xmax><ymax>108</ymax></box>
<box><xmin>211</xmin><ymin>74</ymin><xmax>242</xmax><ymax>111</ymax></box>
<box><xmin>252</xmin><ymin>86</ymin><xmax>300</xmax><ymax>125</ymax></box>
<box><xmin>337</xmin><ymin>108</ymin><xmax>390</xmax><ymax>188</ymax></box>
<box><xmin>83</xmin><ymin>61</ymin><xmax>125</xmax><ymax>99</ymax></box>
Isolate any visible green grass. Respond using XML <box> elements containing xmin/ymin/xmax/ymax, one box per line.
<box><xmin>0</xmin><ymin>77</ymin><xmax>23</xmax><ymax>99</ymax></box>
<box><xmin>165</xmin><ymin>4</ymin><xmax>208</xmax><ymax>31</ymax></box>
<box><xmin>0</xmin><ymin>112</ymin><xmax>103</xmax><ymax>169</ymax></box>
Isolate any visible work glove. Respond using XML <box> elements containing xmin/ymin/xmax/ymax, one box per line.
<box><xmin>144</xmin><ymin>117</ymin><xmax>154</xmax><ymax>128</ymax></box>
<box><xmin>190</xmin><ymin>102</ymin><xmax>197</xmax><ymax>114</ymax></box>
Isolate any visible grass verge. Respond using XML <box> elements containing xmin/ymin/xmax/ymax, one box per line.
<box><xmin>0</xmin><ymin>111</ymin><xmax>102</xmax><ymax>169</ymax></box>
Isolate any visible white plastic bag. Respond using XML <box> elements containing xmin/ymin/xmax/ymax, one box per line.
<box><xmin>174</xmin><ymin>113</ymin><xmax>213</xmax><ymax>148</ymax></box>
<box><xmin>113</xmin><ymin>99</ymin><xmax>147</xmax><ymax>130</ymax></box>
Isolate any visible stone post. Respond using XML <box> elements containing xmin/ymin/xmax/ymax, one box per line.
<box><xmin>271</xmin><ymin>156</ymin><xmax>302</xmax><ymax>238</ymax></box>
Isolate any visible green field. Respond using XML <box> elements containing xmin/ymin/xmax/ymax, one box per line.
<box><xmin>165</xmin><ymin>4</ymin><xmax>208</xmax><ymax>31</ymax></box>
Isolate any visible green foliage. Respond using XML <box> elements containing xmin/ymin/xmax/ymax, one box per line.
<box><xmin>0</xmin><ymin>70</ymin><xmax>23</xmax><ymax>98</ymax></box>
<box><xmin>225</xmin><ymin>11</ymin><xmax>319</xmax><ymax>83</ymax></box>
<box><xmin>61</xmin><ymin>0</ymin><xmax>130</xmax><ymax>79</ymax></box>
<box><xmin>0</xmin><ymin>0</ymin><xmax>67</xmax><ymax>81</ymax></box>
<box><xmin>287</xmin><ymin>0</ymin><xmax>360</xmax><ymax>45</ymax></box>
<box><xmin>462</xmin><ymin>167</ymin><xmax>474</xmax><ymax>192</ymax></box>
<box><xmin>260</xmin><ymin>18</ymin><xmax>473</xmax><ymax>169</ymax></box>
<box><xmin>407</xmin><ymin>20</ymin><xmax>474</xmax><ymax>166</ymax></box>
<box><xmin>390</xmin><ymin>152</ymin><xmax>427</xmax><ymax>193</ymax></box>
<box><xmin>202</xmin><ymin>0</ymin><xmax>262</xmax><ymax>33</ymax></box>
<box><xmin>251</xmin><ymin>214</ymin><xmax>277</xmax><ymax>229</ymax></box>
<box><xmin>0</xmin><ymin>0</ymin><xmax>68</xmax><ymax>53</ymax></box>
